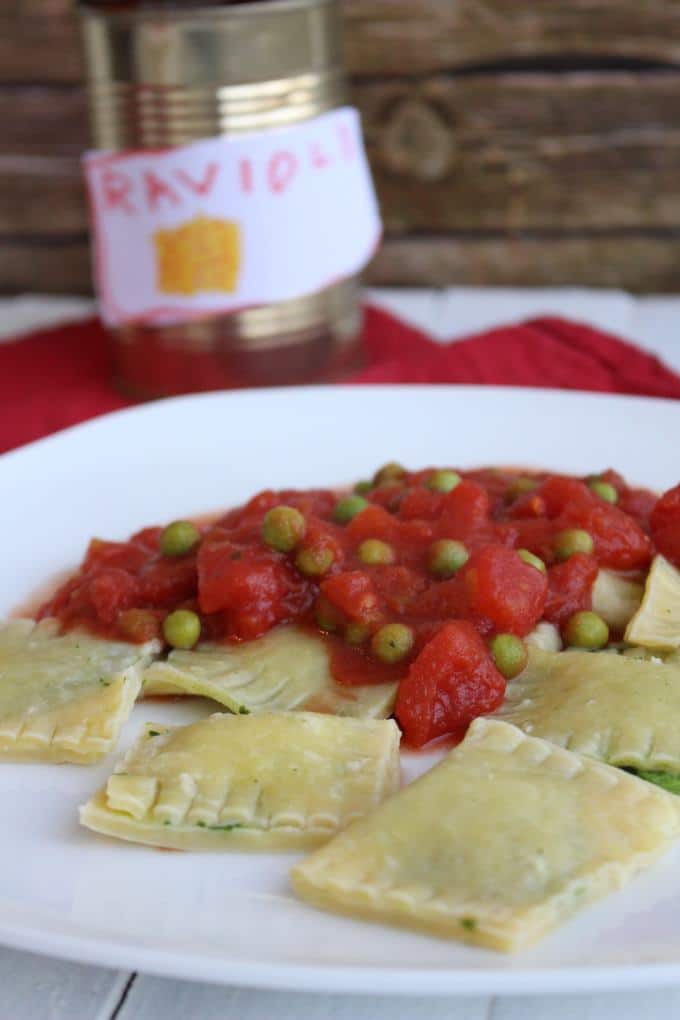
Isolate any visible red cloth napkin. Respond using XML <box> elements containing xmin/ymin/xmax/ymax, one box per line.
<box><xmin>1</xmin><ymin>305</ymin><xmax>679</xmax><ymax>454</ymax></box>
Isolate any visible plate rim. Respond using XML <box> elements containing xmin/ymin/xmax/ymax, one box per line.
<box><xmin>1</xmin><ymin>908</ymin><xmax>680</xmax><ymax>996</ymax></box>
<box><xmin>3</xmin><ymin>382</ymin><xmax>678</xmax><ymax>464</ymax></box>
<box><xmin>1</xmin><ymin>383</ymin><xmax>679</xmax><ymax>994</ymax></box>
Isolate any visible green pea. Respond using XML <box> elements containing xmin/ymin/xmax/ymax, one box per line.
<box><xmin>588</xmin><ymin>478</ymin><xmax>618</xmax><ymax>504</ymax></box>
<box><xmin>489</xmin><ymin>633</ymin><xmax>528</xmax><ymax>679</ymax></box>
<box><xmin>554</xmin><ymin>528</ymin><xmax>594</xmax><ymax>561</ymax></box>
<box><xmin>373</xmin><ymin>462</ymin><xmax>406</xmax><ymax>486</ymax></box>
<box><xmin>428</xmin><ymin>539</ymin><xmax>469</xmax><ymax>577</ymax></box>
<box><xmin>426</xmin><ymin>469</ymin><xmax>461</xmax><ymax>494</ymax></box>
<box><xmin>371</xmin><ymin>623</ymin><xmax>414</xmax><ymax>664</ymax></box>
<box><xmin>333</xmin><ymin>494</ymin><xmax>369</xmax><ymax>524</ymax></box>
<box><xmin>358</xmin><ymin>539</ymin><xmax>395</xmax><ymax>566</ymax></box>
<box><xmin>354</xmin><ymin>480</ymin><xmax>373</xmax><ymax>495</ymax></box>
<box><xmin>295</xmin><ymin>546</ymin><xmax>334</xmax><ymax>577</ymax></box>
<box><xmin>160</xmin><ymin>520</ymin><xmax>200</xmax><ymax>558</ymax></box>
<box><xmin>518</xmin><ymin>548</ymin><xmax>547</xmax><ymax>574</ymax></box>
<box><xmin>564</xmin><ymin>610</ymin><xmax>609</xmax><ymax>650</ymax></box>
<box><xmin>163</xmin><ymin>609</ymin><xmax>201</xmax><ymax>650</ymax></box>
<box><xmin>346</xmin><ymin>623</ymin><xmax>370</xmax><ymax>646</ymax></box>
<box><xmin>261</xmin><ymin>505</ymin><xmax>306</xmax><ymax>552</ymax></box>
<box><xmin>505</xmin><ymin>477</ymin><xmax>539</xmax><ymax>502</ymax></box>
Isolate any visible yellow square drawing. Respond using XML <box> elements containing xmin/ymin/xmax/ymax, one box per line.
<box><xmin>154</xmin><ymin>215</ymin><xmax>241</xmax><ymax>296</ymax></box>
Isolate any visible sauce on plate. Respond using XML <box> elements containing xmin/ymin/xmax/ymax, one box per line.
<box><xmin>39</xmin><ymin>466</ymin><xmax>678</xmax><ymax>746</ymax></box>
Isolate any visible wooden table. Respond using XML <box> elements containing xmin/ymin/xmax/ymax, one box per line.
<box><xmin>7</xmin><ymin>1</ymin><xmax>680</xmax><ymax>295</ymax></box>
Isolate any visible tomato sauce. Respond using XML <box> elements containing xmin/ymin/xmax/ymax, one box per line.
<box><xmin>39</xmin><ymin>466</ymin><xmax>673</xmax><ymax>747</ymax></box>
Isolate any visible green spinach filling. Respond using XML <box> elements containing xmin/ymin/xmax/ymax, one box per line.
<box><xmin>628</xmin><ymin>769</ymin><xmax>680</xmax><ymax>795</ymax></box>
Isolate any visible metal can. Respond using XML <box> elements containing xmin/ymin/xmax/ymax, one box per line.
<box><xmin>79</xmin><ymin>0</ymin><xmax>370</xmax><ymax>398</ymax></box>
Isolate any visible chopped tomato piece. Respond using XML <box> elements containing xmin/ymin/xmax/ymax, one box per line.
<box><xmin>537</xmin><ymin>476</ymin><xmax>594</xmax><ymax>517</ymax></box>
<box><xmin>618</xmin><ymin>488</ymin><xmax>657</xmax><ymax>532</ymax></box>
<box><xmin>198</xmin><ymin>540</ymin><xmax>310</xmax><ymax>638</ymax></box>
<box><xmin>319</xmin><ymin>570</ymin><xmax>382</xmax><ymax>625</ymax></box>
<box><xmin>371</xmin><ymin>565</ymin><xmax>427</xmax><ymax>615</ymax></box>
<box><xmin>138</xmin><ymin>558</ymin><xmax>197</xmax><ymax>607</ymax></box>
<box><xmin>367</xmin><ymin>483</ymin><xmax>405</xmax><ymax>514</ymax></box>
<box><xmin>407</xmin><ymin>572</ymin><xmax>468</xmax><ymax>623</ymax></box>
<box><xmin>346</xmin><ymin>504</ymin><xmax>400</xmax><ymax>545</ymax></box>
<box><xmin>494</xmin><ymin>517</ymin><xmax>557</xmax><ymax>564</ymax></box>
<box><xmin>460</xmin><ymin>544</ymin><xmax>548</xmax><ymax>635</ymax></box>
<box><xmin>397</xmin><ymin>488</ymin><xmax>444</xmax><ymax>521</ymax></box>
<box><xmin>438</xmin><ymin>480</ymin><xmax>490</xmax><ymax>540</ymax></box>
<box><xmin>129</xmin><ymin>527</ymin><xmax>163</xmax><ymax>552</ymax></box>
<box><xmin>563</xmin><ymin>502</ymin><xmax>651</xmax><ymax>570</ymax></box>
<box><xmin>506</xmin><ymin>491</ymin><xmax>547</xmax><ymax>519</ymax></box>
<box><xmin>87</xmin><ymin>569</ymin><xmax>141</xmax><ymax>625</ymax></box>
<box><xmin>543</xmin><ymin>553</ymin><xmax>599</xmax><ymax>627</ymax></box>
<box><xmin>396</xmin><ymin>621</ymin><xmax>505</xmax><ymax>747</ymax></box>
<box><xmin>83</xmin><ymin>538</ymin><xmax>149</xmax><ymax>574</ymax></box>
<box><xmin>651</xmin><ymin>484</ymin><xmax>680</xmax><ymax>567</ymax></box>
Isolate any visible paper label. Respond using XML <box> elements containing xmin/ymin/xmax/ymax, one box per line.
<box><xmin>83</xmin><ymin>107</ymin><xmax>381</xmax><ymax>327</ymax></box>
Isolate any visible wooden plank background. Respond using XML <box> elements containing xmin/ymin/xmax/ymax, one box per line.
<box><xmin>6</xmin><ymin>0</ymin><xmax>680</xmax><ymax>293</ymax></box>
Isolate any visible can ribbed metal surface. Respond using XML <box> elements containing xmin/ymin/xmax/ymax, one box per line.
<box><xmin>79</xmin><ymin>0</ymin><xmax>364</xmax><ymax>397</ymax></box>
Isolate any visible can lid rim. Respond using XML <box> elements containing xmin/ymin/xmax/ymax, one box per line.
<box><xmin>80</xmin><ymin>0</ymin><xmax>337</xmax><ymax>23</ymax></box>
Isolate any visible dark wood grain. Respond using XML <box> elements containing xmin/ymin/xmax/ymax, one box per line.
<box><xmin>5</xmin><ymin>74</ymin><xmax>680</xmax><ymax>236</ymax></box>
<box><xmin>359</xmin><ymin>73</ymin><xmax>680</xmax><ymax>231</ymax></box>
<box><xmin>369</xmin><ymin>234</ymin><xmax>680</xmax><ymax>291</ymax></box>
<box><xmin>8</xmin><ymin>1</ymin><xmax>680</xmax><ymax>83</ymax></box>
<box><xmin>0</xmin><ymin>159</ymin><xmax>84</xmax><ymax>235</ymax></box>
<box><xmin>343</xmin><ymin>0</ymin><xmax>680</xmax><ymax>75</ymax></box>
<box><xmin>0</xmin><ymin>12</ymin><xmax>82</xmax><ymax>84</ymax></box>
<box><xmin>7</xmin><ymin>0</ymin><xmax>680</xmax><ymax>293</ymax></box>
<box><xmin>5</xmin><ymin>232</ymin><xmax>680</xmax><ymax>295</ymax></box>
<box><xmin>0</xmin><ymin>239</ymin><xmax>91</xmax><ymax>294</ymax></box>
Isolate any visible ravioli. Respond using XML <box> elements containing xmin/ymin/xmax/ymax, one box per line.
<box><xmin>80</xmin><ymin>711</ymin><xmax>401</xmax><ymax>850</ymax></box>
<box><xmin>494</xmin><ymin>647</ymin><xmax>680</xmax><ymax>772</ymax></box>
<box><xmin>592</xmin><ymin>569</ymin><xmax>643</xmax><ymax>632</ymax></box>
<box><xmin>625</xmin><ymin>555</ymin><xmax>680</xmax><ymax>650</ymax></box>
<box><xmin>292</xmin><ymin>718</ymin><xmax>680</xmax><ymax>952</ymax></box>
<box><xmin>143</xmin><ymin>626</ymin><xmax>397</xmax><ymax>719</ymax></box>
<box><xmin>525</xmin><ymin>622</ymin><xmax>562</xmax><ymax>652</ymax></box>
<box><xmin>0</xmin><ymin>618</ymin><xmax>159</xmax><ymax>763</ymax></box>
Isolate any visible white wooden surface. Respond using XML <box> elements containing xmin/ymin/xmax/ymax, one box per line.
<box><xmin>1</xmin><ymin>286</ymin><xmax>680</xmax><ymax>1020</ymax></box>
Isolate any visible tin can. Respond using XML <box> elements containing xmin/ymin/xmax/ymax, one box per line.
<box><xmin>79</xmin><ymin>0</ymin><xmax>370</xmax><ymax>398</ymax></box>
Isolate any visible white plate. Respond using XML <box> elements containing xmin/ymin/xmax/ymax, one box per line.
<box><xmin>1</xmin><ymin>385</ymin><xmax>679</xmax><ymax>996</ymax></box>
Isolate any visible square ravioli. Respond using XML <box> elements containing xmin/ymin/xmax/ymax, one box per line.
<box><xmin>494</xmin><ymin>648</ymin><xmax>680</xmax><ymax>772</ymax></box>
<box><xmin>80</xmin><ymin>711</ymin><xmax>401</xmax><ymax>850</ymax></box>
<box><xmin>625</xmin><ymin>555</ymin><xmax>680</xmax><ymax>650</ymax></box>
<box><xmin>0</xmin><ymin>618</ymin><xmax>159</xmax><ymax>763</ymax></box>
<box><xmin>292</xmin><ymin>718</ymin><xmax>680</xmax><ymax>952</ymax></box>
<box><xmin>143</xmin><ymin>626</ymin><xmax>397</xmax><ymax>719</ymax></box>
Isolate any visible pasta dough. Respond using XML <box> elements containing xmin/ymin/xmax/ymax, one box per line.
<box><xmin>80</xmin><ymin>711</ymin><xmax>401</xmax><ymax>850</ymax></box>
<box><xmin>292</xmin><ymin>718</ymin><xmax>680</xmax><ymax>952</ymax></box>
<box><xmin>592</xmin><ymin>569</ymin><xmax>643</xmax><ymax>632</ymax></box>
<box><xmin>494</xmin><ymin>647</ymin><xmax>680</xmax><ymax>772</ymax></box>
<box><xmin>0</xmin><ymin>618</ymin><xmax>158</xmax><ymax>763</ymax></box>
<box><xmin>143</xmin><ymin>626</ymin><xmax>397</xmax><ymax>719</ymax></box>
<box><xmin>625</xmin><ymin>555</ymin><xmax>680</xmax><ymax>650</ymax></box>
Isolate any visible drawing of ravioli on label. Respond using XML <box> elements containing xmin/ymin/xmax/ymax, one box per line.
<box><xmin>83</xmin><ymin>107</ymin><xmax>381</xmax><ymax>328</ymax></box>
<box><xmin>154</xmin><ymin>215</ymin><xmax>241</xmax><ymax>296</ymax></box>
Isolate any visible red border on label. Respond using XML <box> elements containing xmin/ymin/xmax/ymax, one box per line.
<box><xmin>83</xmin><ymin>111</ymin><xmax>381</xmax><ymax>328</ymax></box>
